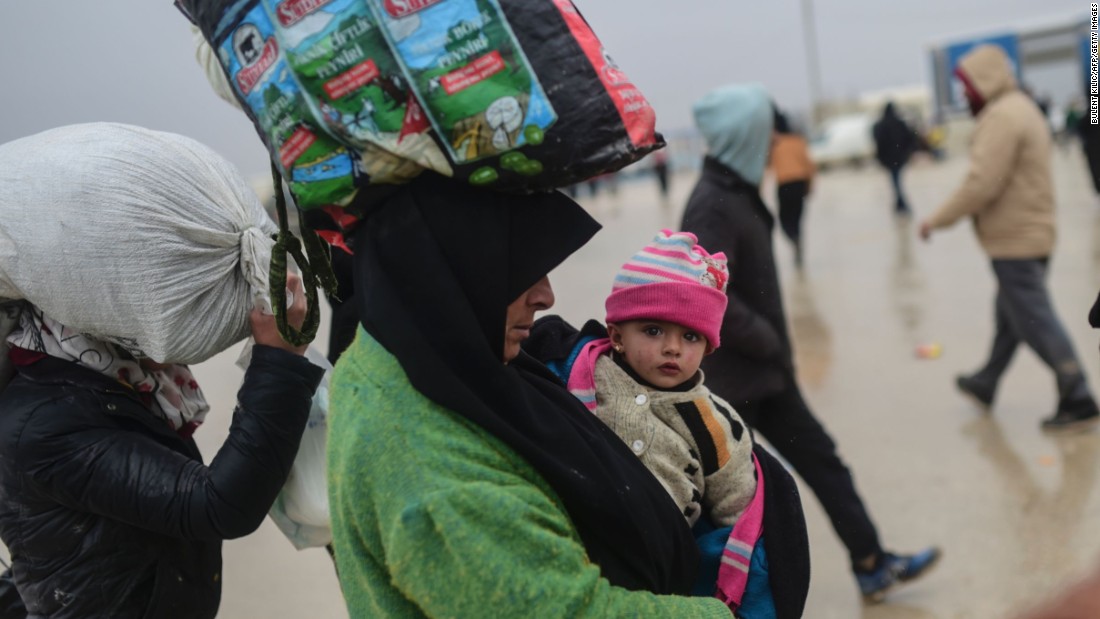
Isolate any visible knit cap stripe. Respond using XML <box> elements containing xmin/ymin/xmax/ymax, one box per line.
<box><xmin>612</xmin><ymin>274</ymin><xmax>679</xmax><ymax>288</ymax></box>
<box><xmin>643</xmin><ymin>247</ymin><xmax>706</xmax><ymax>265</ymax></box>
<box><xmin>617</xmin><ymin>263</ymin><xmax>699</xmax><ymax>285</ymax></box>
<box><xmin>651</xmin><ymin>233</ymin><xmax>700</xmax><ymax>250</ymax></box>
<box><xmin>630</xmin><ymin>253</ymin><xmax>707</xmax><ymax>276</ymax></box>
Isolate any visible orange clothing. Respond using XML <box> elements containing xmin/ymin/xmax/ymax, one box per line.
<box><xmin>769</xmin><ymin>134</ymin><xmax>815</xmax><ymax>186</ymax></box>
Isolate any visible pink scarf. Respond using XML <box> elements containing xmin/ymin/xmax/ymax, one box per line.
<box><xmin>565</xmin><ymin>338</ymin><xmax>613</xmax><ymax>410</ymax></box>
<box><xmin>7</xmin><ymin>305</ymin><xmax>209</xmax><ymax>436</ymax></box>
<box><xmin>715</xmin><ymin>454</ymin><xmax>766</xmax><ymax>610</ymax></box>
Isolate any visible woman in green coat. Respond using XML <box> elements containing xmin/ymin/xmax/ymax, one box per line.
<box><xmin>326</xmin><ymin>174</ymin><xmax>734</xmax><ymax>618</ymax></box>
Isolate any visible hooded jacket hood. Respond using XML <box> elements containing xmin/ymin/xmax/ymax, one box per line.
<box><xmin>693</xmin><ymin>84</ymin><xmax>773</xmax><ymax>185</ymax></box>
<box><xmin>956</xmin><ymin>44</ymin><xmax>1017</xmax><ymax>108</ymax></box>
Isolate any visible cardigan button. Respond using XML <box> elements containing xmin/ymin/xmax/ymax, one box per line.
<box><xmin>634</xmin><ymin>394</ymin><xmax>647</xmax><ymax>405</ymax></box>
<box><xmin>631</xmin><ymin>439</ymin><xmax>645</xmax><ymax>453</ymax></box>
<box><xmin>106</xmin><ymin>403</ymin><xmax>117</xmax><ymax>411</ymax></box>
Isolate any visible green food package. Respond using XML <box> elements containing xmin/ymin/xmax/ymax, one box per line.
<box><xmin>367</xmin><ymin>0</ymin><xmax>558</xmax><ymax>169</ymax></box>
<box><xmin>272</xmin><ymin>0</ymin><xmax>451</xmax><ymax>183</ymax></box>
<box><xmin>214</xmin><ymin>0</ymin><xmax>362</xmax><ymax>206</ymax></box>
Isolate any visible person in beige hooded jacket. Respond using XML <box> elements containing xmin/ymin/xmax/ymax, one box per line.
<box><xmin>919</xmin><ymin>44</ymin><xmax>1099</xmax><ymax>430</ymax></box>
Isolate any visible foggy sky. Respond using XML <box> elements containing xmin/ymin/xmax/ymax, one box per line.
<box><xmin>0</xmin><ymin>0</ymin><xmax>1084</xmax><ymax>180</ymax></box>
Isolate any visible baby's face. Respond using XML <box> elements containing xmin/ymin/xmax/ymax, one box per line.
<box><xmin>609</xmin><ymin>320</ymin><xmax>708</xmax><ymax>389</ymax></box>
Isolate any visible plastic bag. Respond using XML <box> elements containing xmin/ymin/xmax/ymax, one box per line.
<box><xmin>237</xmin><ymin>340</ymin><xmax>333</xmax><ymax>549</ymax></box>
<box><xmin>180</xmin><ymin>0</ymin><xmax>663</xmax><ymax>211</ymax></box>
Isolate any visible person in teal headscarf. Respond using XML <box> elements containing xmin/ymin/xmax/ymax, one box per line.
<box><xmin>692</xmin><ymin>84</ymin><xmax>775</xmax><ymax>186</ymax></box>
<box><xmin>681</xmin><ymin>83</ymin><xmax>942</xmax><ymax>604</ymax></box>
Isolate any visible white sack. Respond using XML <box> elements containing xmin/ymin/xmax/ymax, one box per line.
<box><xmin>0</xmin><ymin>122</ymin><xmax>276</xmax><ymax>364</ymax></box>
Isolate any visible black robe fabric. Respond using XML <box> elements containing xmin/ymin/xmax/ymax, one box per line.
<box><xmin>350</xmin><ymin>173</ymin><xmax>701</xmax><ymax>594</ymax></box>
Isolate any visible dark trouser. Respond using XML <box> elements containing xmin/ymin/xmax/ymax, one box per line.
<box><xmin>888</xmin><ymin>166</ymin><xmax>909</xmax><ymax>212</ymax></box>
<box><xmin>971</xmin><ymin>258</ymin><xmax>1093</xmax><ymax>406</ymax></box>
<box><xmin>777</xmin><ymin>181</ymin><xmax>809</xmax><ymax>245</ymax></box>
<box><xmin>738</xmin><ymin>384</ymin><xmax>883</xmax><ymax>567</ymax></box>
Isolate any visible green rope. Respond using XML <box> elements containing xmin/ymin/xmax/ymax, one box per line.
<box><xmin>268</xmin><ymin>162</ymin><xmax>336</xmax><ymax>347</ymax></box>
<box><xmin>300</xmin><ymin>203</ymin><xmax>339</xmax><ymax>300</ymax></box>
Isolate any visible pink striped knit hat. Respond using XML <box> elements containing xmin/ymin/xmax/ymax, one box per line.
<box><xmin>605</xmin><ymin>229</ymin><xmax>729</xmax><ymax>350</ymax></box>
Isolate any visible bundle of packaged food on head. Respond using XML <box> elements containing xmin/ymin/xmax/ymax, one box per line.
<box><xmin>179</xmin><ymin>0</ymin><xmax>663</xmax><ymax>222</ymax></box>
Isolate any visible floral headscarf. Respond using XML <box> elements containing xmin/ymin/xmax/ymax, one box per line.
<box><xmin>7</xmin><ymin>305</ymin><xmax>209</xmax><ymax>436</ymax></box>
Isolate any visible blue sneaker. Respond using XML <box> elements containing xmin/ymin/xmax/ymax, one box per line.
<box><xmin>855</xmin><ymin>547</ymin><xmax>941</xmax><ymax>603</ymax></box>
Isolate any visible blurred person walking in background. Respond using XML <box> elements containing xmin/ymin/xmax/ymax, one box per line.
<box><xmin>651</xmin><ymin>149</ymin><xmax>671</xmax><ymax>199</ymax></box>
<box><xmin>682</xmin><ymin>83</ymin><xmax>941</xmax><ymax>603</ymax></box>
<box><xmin>769</xmin><ymin>106</ymin><xmax>816</xmax><ymax>267</ymax></box>
<box><xmin>872</xmin><ymin>101</ymin><xmax>919</xmax><ymax>216</ymax></box>
<box><xmin>920</xmin><ymin>44</ymin><xmax>1100</xmax><ymax>431</ymax></box>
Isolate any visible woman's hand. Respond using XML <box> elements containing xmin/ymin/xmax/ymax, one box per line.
<box><xmin>918</xmin><ymin>220</ymin><xmax>933</xmax><ymax>242</ymax></box>
<box><xmin>250</xmin><ymin>273</ymin><xmax>308</xmax><ymax>356</ymax></box>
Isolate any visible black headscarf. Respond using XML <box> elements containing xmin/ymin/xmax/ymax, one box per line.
<box><xmin>352</xmin><ymin>173</ymin><xmax>700</xmax><ymax>594</ymax></box>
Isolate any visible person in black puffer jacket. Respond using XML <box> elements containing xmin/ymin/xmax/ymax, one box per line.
<box><xmin>0</xmin><ymin>274</ymin><xmax>322</xmax><ymax>619</ymax></box>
